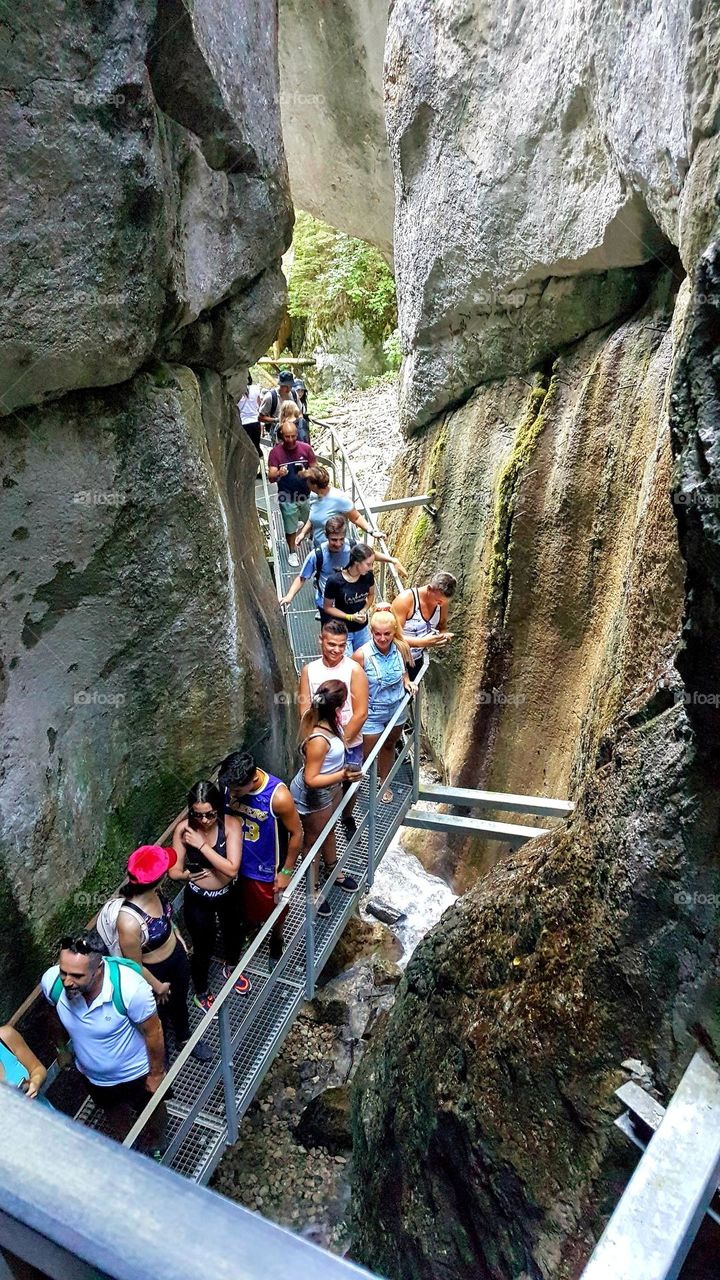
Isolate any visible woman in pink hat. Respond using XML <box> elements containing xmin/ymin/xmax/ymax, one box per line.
<box><xmin>116</xmin><ymin>845</ymin><xmax>211</xmax><ymax>1063</ymax></box>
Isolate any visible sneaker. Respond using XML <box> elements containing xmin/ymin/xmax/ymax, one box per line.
<box><xmin>288</xmin><ymin>552</ymin><xmax>299</xmax><ymax>567</ymax></box>
<box><xmin>341</xmin><ymin>813</ymin><xmax>357</xmax><ymax>838</ymax></box>
<box><xmin>181</xmin><ymin>1037</ymin><xmax>213</xmax><ymax>1064</ymax></box>
<box><xmin>193</xmin><ymin>991</ymin><xmax>214</xmax><ymax>1013</ymax></box>
<box><xmin>316</xmin><ymin>896</ymin><xmax>332</xmax><ymax>918</ymax></box>
<box><xmin>222</xmin><ymin>964</ymin><xmax>252</xmax><ymax>995</ymax></box>
<box><xmin>336</xmin><ymin>871</ymin><xmax>359</xmax><ymax>894</ymax></box>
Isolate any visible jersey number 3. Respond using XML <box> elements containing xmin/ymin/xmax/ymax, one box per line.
<box><xmin>243</xmin><ymin>820</ymin><xmax>260</xmax><ymax>843</ymax></box>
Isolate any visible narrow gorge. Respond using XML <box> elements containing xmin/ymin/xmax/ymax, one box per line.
<box><xmin>1</xmin><ymin>1</ymin><xmax>720</xmax><ymax>1278</ymax></box>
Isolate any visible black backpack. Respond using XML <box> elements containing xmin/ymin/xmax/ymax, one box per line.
<box><xmin>265</xmin><ymin>388</ymin><xmax>299</xmax><ymax>419</ymax></box>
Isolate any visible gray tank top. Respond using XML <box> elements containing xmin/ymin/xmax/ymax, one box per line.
<box><xmin>403</xmin><ymin>588</ymin><xmax>440</xmax><ymax>660</ymax></box>
<box><xmin>302</xmin><ymin>729</ymin><xmax>346</xmax><ymax>776</ymax></box>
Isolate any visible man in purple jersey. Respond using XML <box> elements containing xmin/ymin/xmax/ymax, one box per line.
<box><xmin>219</xmin><ymin>750</ymin><xmax>303</xmax><ymax>964</ymax></box>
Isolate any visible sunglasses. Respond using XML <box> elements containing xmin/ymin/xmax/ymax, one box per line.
<box><xmin>190</xmin><ymin>809</ymin><xmax>217</xmax><ymax>821</ymax></box>
<box><xmin>60</xmin><ymin>935</ymin><xmax>102</xmax><ymax>955</ymax></box>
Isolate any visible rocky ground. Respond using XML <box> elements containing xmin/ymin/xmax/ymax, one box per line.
<box><xmin>211</xmin><ymin>916</ymin><xmax>403</xmax><ymax>1253</ymax></box>
<box><xmin>310</xmin><ymin>375</ymin><xmax>404</xmax><ymax>508</ymax></box>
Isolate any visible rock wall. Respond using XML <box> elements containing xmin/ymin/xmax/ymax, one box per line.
<box><xmin>0</xmin><ymin>0</ymin><xmax>295</xmax><ymax>1016</ymax></box>
<box><xmin>383</xmin><ymin>276</ymin><xmax>685</xmax><ymax>884</ymax></box>
<box><xmin>278</xmin><ymin>0</ymin><xmax>393</xmax><ymax>260</ymax></box>
<box><xmin>351</xmin><ymin>0</ymin><xmax>720</xmax><ymax>1274</ymax></box>
<box><xmin>387</xmin><ymin>0</ymin><xmax>719</xmax><ymax>432</ymax></box>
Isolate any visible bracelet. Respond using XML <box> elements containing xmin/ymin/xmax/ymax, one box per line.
<box><xmin>280</xmin><ymin>867</ymin><xmax>294</xmax><ymax>877</ymax></box>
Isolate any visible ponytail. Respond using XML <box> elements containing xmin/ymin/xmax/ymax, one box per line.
<box><xmin>299</xmin><ymin>679</ymin><xmax>347</xmax><ymax>741</ymax></box>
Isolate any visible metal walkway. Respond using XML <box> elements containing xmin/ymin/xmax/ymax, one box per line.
<box><xmin>117</xmin><ymin>419</ymin><xmax>425</xmax><ymax>1182</ymax></box>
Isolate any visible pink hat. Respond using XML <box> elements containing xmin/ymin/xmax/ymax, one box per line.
<box><xmin>126</xmin><ymin>844</ymin><xmax>177</xmax><ymax>884</ymax></box>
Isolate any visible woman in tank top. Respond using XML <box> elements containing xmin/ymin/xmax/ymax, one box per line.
<box><xmin>290</xmin><ymin>680</ymin><xmax>362</xmax><ymax>917</ymax></box>
<box><xmin>0</xmin><ymin>1024</ymin><xmax>46</xmax><ymax>1099</ymax></box>
<box><xmin>171</xmin><ymin>781</ymin><xmax>248</xmax><ymax>1011</ymax></box>
<box><xmin>116</xmin><ymin>844</ymin><xmax>211</xmax><ymax>1063</ymax></box>
<box><xmin>391</xmin><ymin>572</ymin><xmax>457</xmax><ymax>681</ymax></box>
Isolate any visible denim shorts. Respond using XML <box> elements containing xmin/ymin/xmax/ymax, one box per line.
<box><xmin>290</xmin><ymin>772</ymin><xmax>339</xmax><ymax>816</ymax></box>
<box><xmin>363</xmin><ymin>701</ymin><xmax>407</xmax><ymax>737</ymax></box>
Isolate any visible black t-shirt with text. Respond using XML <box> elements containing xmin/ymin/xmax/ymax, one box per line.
<box><xmin>323</xmin><ymin>570</ymin><xmax>375</xmax><ymax>632</ymax></box>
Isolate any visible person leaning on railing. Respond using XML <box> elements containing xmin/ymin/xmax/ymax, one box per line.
<box><xmin>352</xmin><ymin>608</ymin><xmax>415</xmax><ymax>803</ymax></box>
<box><xmin>0</xmin><ymin>1023</ymin><xmax>47</xmax><ymax>1099</ymax></box>
<box><xmin>297</xmin><ymin>465</ymin><xmax>384</xmax><ymax>549</ymax></box>
<box><xmin>289</xmin><ymin>679</ymin><xmax>362</xmax><ymax>919</ymax></box>
<box><xmin>391</xmin><ymin>571</ymin><xmax>457</xmax><ymax>682</ymax></box>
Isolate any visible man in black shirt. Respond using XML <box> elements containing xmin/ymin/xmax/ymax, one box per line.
<box><xmin>323</xmin><ymin>543</ymin><xmax>376</xmax><ymax>654</ymax></box>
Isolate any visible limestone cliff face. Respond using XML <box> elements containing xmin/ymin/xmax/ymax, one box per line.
<box><xmin>278</xmin><ymin>0</ymin><xmax>393</xmax><ymax>260</ymax></box>
<box><xmin>387</xmin><ymin>0</ymin><xmax>719</xmax><ymax>431</ymax></box>
<box><xmin>384</xmin><ymin>279</ymin><xmax>685</xmax><ymax>884</ymax></box>
<box><xmin>352</xmin><ymin>1</ymin><xmax>720</xmax><ymax>1274</ymax></box>
<box><xmin>0</xmin><ymin>0</ymin><xmax>295</xmax><ymax>1015</ymax></box>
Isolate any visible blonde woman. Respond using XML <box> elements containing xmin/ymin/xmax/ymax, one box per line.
<box><xmin>352</xmin><ymin>609</ymin><xmax>414</xmax><ymax>802</ymax></box>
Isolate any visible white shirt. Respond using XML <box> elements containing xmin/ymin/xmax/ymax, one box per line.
<box><xmin>237</xmin><ymin>386</ymin><xmax>262</xmax><ymax>425</ymax></box>
<box><xmin>306</xmin><ymin>655</ymin><xmax>361</xmax><ymax>747</ymax></box>
<box><xmin>41</xmin><ymin>961</ymin><xmax>156</xmax><ymax>1087</ymax></box>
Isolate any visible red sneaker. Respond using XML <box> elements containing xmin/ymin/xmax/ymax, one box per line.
<box><xmin>222</xmin><ymin>964</ymin><xmax>251</xmax><ymax>995</ymax></box>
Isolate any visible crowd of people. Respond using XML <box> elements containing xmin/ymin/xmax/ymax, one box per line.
<box><xmin>1</xmin><ymin>370</ymin><xmax>456</xmax><ymax>1152</ymax></box>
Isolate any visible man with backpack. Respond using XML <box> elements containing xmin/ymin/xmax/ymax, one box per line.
<box><xmin>279</xmin><ymin>516</ymin><xmax>407</xmax><ymax>617</ymax></box>
<box><xmin>41</xmin><ymin>929</ymin><xmax>167</xmax><ymax>1150</ymax></box>
<box><xmin>259</xmin><ymin>370</ymin><xmax>299</xmax><ymax>441</ymax></box>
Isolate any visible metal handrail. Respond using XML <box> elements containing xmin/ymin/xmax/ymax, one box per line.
<box><xmin>123</xmin><ymin>435</ymin><xmax>424</xmax><ymax>1157</ymax></box>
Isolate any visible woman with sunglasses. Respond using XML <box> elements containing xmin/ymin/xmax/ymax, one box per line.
<box><xmin>115</xmin><ymin>845</ymin><xmax>211</xmax><ymax>1062</ymax></box>
<box><xmin>170</xmin><ymin>781</ymin><xmax>249</xmax><ymax>1010</ymax></box>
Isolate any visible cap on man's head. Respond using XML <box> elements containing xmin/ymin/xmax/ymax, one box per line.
<box><xmin>278</xmin><ymin>370</ymin><xmax>294</xmax><ymax>385</ymax></box>
<box><xmin>127</xmin><ymin>844</ymin><xmax>177</xmax><ymax>884</ymax></box>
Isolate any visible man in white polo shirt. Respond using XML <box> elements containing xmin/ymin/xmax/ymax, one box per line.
<box><xmin>41</xmin><ymin>929</ymin><xmax>166</xmax><ymax>1149</ymax></box>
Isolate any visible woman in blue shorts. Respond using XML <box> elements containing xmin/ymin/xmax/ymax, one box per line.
<box><xmin>352</xmin><ymin>609</ymin><xmax>414</xmax><ymax>803</ymax></box>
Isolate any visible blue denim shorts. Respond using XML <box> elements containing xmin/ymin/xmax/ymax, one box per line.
<box><xmin>363</xmin><ymin>701</ymin><xmax>407</xmax><ymax>737</ymax></box>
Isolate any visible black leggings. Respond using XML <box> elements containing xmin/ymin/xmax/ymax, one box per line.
<box><xmin>183</xmin><ymin>886</ymin><xmax>243</xmax><ymax>995</ymax></box>
<box><xmin>144</xmin><ymin>942</ymin><xmax>191</xmax><ymax>1044</ymax></box>
<box><xmin>242</xmin><ymin>422</ymin><xmax>262</xmax><ymax>456</ymax></box>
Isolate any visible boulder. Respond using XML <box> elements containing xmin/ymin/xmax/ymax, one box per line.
<box><xmin>296</xmin><ymin>1085</ymin><xmax>352</xmax><ymax>1155</ymax></box>
<box><xmin>324</xmin><ymin>914</ymin><xmax>402</xmax><ymax>981</ymax></box>
<box><xmin>278</xmin><ymin>0</ymin><xmax>393</xmax><ymax>260</ymax></box>
<box><xmin>384</xmin><ymin>0</ymin><xmax>720</xmax><ymax>428</ymax></box>
<box><xmin>0</xmin><ymin>0</ymin><xmax>292</xmax><ymax>416</ymax></box>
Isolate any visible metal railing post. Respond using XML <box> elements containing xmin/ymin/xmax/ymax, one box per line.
<box><xmin>218</xmin><ymin>1003</ymin><xmax>238</xmax><ymax>1146</ymax></box>
<box><xmin>378</xmin><ymin>560</ymin><xmax>387</xmax><ymax>600</ymax></box>
<box><xmin>304</xmin><ymin>862</ymin><xmax>316</xmax><ymax>999</ymax></box>
<box><xmin>341</xmin><ymin>453</ymin><xmax>346</xmax><ymax>492</ymax></box>
<box><xmin>412</xmin><ymin>680</ymin><xmax>422</xmax><ymax>803</ymax></box>
<box><xmin>367</xmin><ymin>759</ymin><xmax>378</xmax><ymax>887</ymax></box>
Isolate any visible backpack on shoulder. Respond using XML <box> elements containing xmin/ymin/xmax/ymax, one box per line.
<box><xmin>96</xmin><ymin>897</ymin><xmax>148</xmax><ymax>956</ymax></box>
<box><xmin>47</xmin><ymin>956</ymin><xmax>142</xmax><ymax>1018</ymax></box>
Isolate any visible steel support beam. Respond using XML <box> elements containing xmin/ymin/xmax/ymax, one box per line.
<box><xmin>582</xmin><ymin>1049</ymin><xmax>720</xmax><ymax>1280</ymax></box>
<box><xmin>417</xmin><ymin>784</ymin><xmax>574</xmax><ymax>817</ymax></box>
<box><xmin>368</xmin><ymin>495</ymin><xmax>433</xmax><ymax>513</ymax></box>
<box><xmin>403</xmin><ymin>809</ymin><xmax>549</xmax><ymax>845</ymax></box>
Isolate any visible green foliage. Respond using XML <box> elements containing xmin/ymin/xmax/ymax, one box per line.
<box><xmin>383</xmin><ymin>328</ymin><xmax>403</xmax><ymax>371</ymax></box>
<box><xmin>288</xmin><ymin>211</ymin><xmax>397</xmax><ymax>346</ymax></box>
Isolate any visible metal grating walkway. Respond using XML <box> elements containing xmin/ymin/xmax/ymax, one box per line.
<box><xmin>109</xmin><ymin>422</ymin><xmax>422</xmax><ymax>1182</ymax></box>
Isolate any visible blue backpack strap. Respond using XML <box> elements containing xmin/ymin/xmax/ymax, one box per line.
<box><xmin>48</xmin><ymin>973</ymin><xmax>63</xmax><ymax>1006</ymax></box>
<box><xmin>105</xmin><ymin>957</ymin><xmax>142</xmax><ymax>1018</ymax></box>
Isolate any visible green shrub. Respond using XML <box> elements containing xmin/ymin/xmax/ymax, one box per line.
<box><xmin>288</xmin><ymin>211</ymin><xmax>397</xmax><ymax>347</ymax></box>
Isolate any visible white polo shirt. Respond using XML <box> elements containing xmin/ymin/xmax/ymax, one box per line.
<box><xmin>41</xmin><ymin>961</ymin><xmax>156</xmax><ymax>1087</ymax></box>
